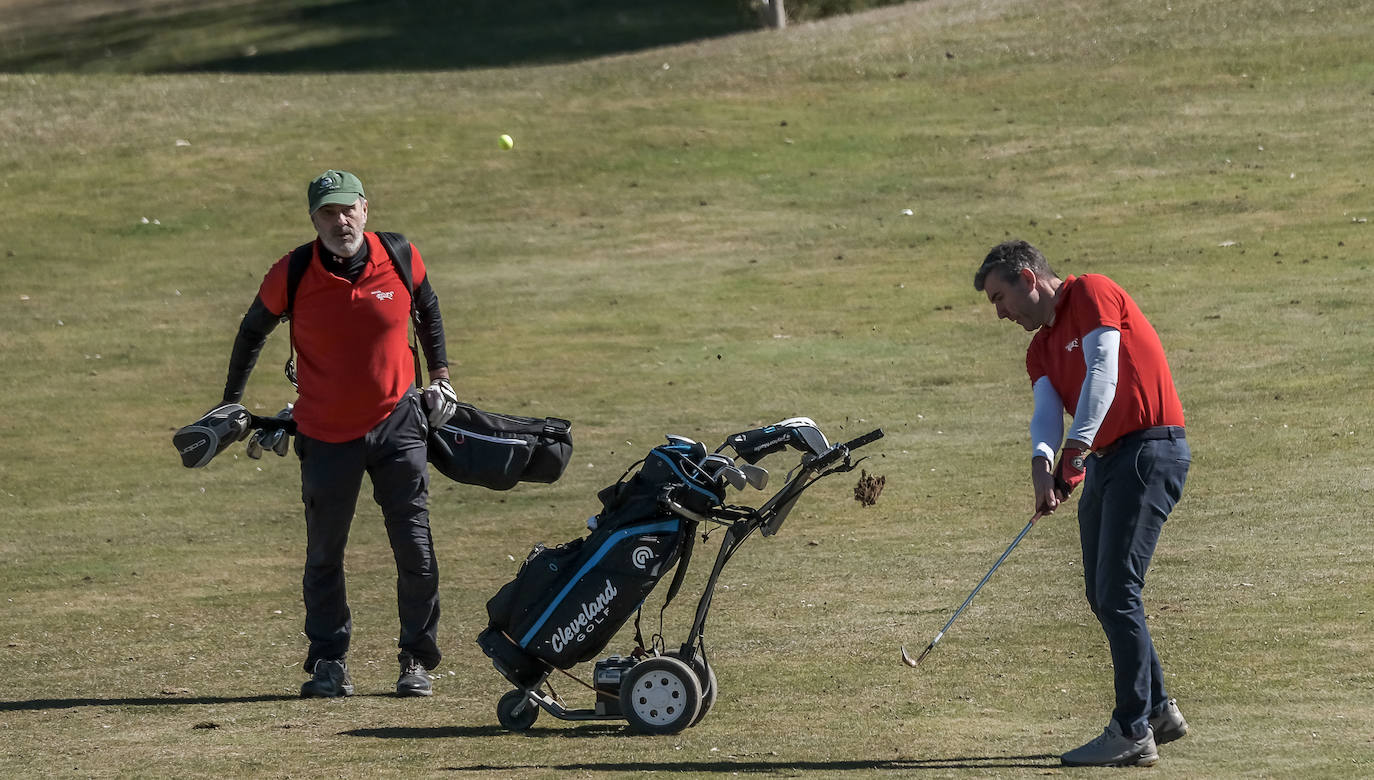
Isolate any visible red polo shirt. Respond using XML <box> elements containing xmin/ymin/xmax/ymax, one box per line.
<box><xmin>257</xmin><ymin>233</ymin><xmax>427</xmax><ymax>442</ymax></box>
<box><xmin>1026</xmin><ymin>274</ymin><xmax>1184</xmax><ymax>449</ymax></box>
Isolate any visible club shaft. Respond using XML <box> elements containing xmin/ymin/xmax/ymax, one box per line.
<box><xmin>934</xmin><ymin>514</ymin><xmax>1041</xmax><ymax>636</ymax></box>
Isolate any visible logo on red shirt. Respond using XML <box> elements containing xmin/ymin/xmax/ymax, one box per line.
<box><xmin>1065</xmin><ymin>337</ymin><xmax>1080</xmax><ymax>353</ymax></box>
<box><xmin>371</xmin><ymin>290</ymin><xmax>395</xmax><ymax>301</ymax></box>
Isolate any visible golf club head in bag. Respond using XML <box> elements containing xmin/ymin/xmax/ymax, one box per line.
<box><xmin>246</xmin><ymin>404</ymin><xmax>294</xmax><ymax>459</ymax></box>
<box><xmin>173</xmin><ymin>403</ymin><xmax>252</xmax><ymax>468</ymax></box>
<box><xmin>726</xmin><ymin>417</ymin><xmax>830</xmax><ymax>464</ymax></box>
<box><xmin>663</xmin><ymin>434</ymin><xmax>708</xmax><ymax>465</ymax></box>
<box><xmin>699</xmin><ymin>453</ymin><xmax>748</xmax><ymax>490</ymax></box>
<box><xmin>739</xmin><ymin>463</ymin><xmax>769</xmax><ymax>490</ymax></box>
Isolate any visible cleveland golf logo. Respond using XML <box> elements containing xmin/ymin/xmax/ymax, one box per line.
<box><xmin>550</xmin><ymin>579</ymin><xmax>618</xmax><ymax>653</ymax></box>
<box><xmin>371</xmin><ymin>290</ymin><xmax>395</xmax><ymax>301</ymax></box>
<box><xmin>631</xmin><ymin>546</ymin><xmax>655</xmax><ymax>570</ymax></box>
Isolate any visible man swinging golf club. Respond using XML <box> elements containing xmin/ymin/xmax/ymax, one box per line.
<box><xmin>219</xmin><ymin>170</ymin><xmax>460</xmax><ymax>698</ymax></box>
<box><xmin>974</xmin><ymin>240</ymin><xmax>1191</xmax><ymax>768</ymax></box>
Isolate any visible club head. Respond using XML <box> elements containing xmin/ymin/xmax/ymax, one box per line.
<box><xmin>900</xmin><ymin>645</ymin><xmax>923</xmax><ymax>668</ymax></box>
<box><xmin>700</xmin><ymin>453</ymin><xmax>735</xmax><ymax>470</ymax></box>
<box><xmin>665</xmin><ymin>434</ymin><xmax>707</xmax><ymax>463</ymax></box>
<box><xmin>778</xmin><ymin>417</ymin><xmax>830</xmax><ymax>455</ymax></box>
<box><xmin>173</xmin><ymin>403</ymin><xmax>250</xmax><ymax>468</ymax></box>
<box><xmin>725</xmin><ymin>426</ymin><xmax>792</xmax><ymax>464</ymax></box>
<box><xmin>270</xmin><ymin>428</ymin><xmax>290</xmax><ymax>456</ymax></box>
<box><xmin>700</xmin><ymin>454</ymin><xmax>747</xmax><ymax>490</ymax></box>
<box><xmin>717</xmin><ymin>466</ymin><xmax>748</xmax><ymax>490</ymax></box>
<box><xmin>739</xmin><ymin>463</ymin><xmax>769</xmax><ymax>490</ymax></box>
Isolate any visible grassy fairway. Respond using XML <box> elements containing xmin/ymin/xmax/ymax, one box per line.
<box><xmin>2</xmin><ymin>0</ymin><xmax>1372</xmax><ymax>777</ymax></box>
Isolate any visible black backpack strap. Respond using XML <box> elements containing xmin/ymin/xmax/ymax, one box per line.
<box><xmin>374</xmin><ymin>231</ymin><xmax>423</xmax><ymax>388</ymax></box>
<box><xmin>283</xmin><ymin>241</ymin><xmax>315</xmax><ymax>320</ymax></box>
<box><xmin>375</xmin><ymin>231</ymin><xmax>415</xmax><ymax>302</ymax></box>
<box><xmin>280</xmin><ymin>241</ymin><xmax>315</xmax><ymax>388</ymax></box>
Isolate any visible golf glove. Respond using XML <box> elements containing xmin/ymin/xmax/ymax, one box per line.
<box><xmin>423</xmin><ymin>377</ymin><xmax>459</xmax><ymax>428</ymax></box>
<box><xmin>1053</xmin><ymin>446</ymin><xmax>1087</xmax><ymax>497</ymax></box>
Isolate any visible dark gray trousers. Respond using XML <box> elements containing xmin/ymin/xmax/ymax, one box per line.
<box><xmin>296</xmin><ymin>393</ymin><xmax>441</xmax><ymax>671</ymax></box>
<box><xmin>1077</xmin><ymin>429</ymin><xmax>1190</xmax><ymax>739</ymax></box>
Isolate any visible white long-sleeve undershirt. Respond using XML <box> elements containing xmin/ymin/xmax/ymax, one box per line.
<box><xmin>1030</xmin><ymin>326</ymin><xmax>1120</xmax><ymax>458</ymax></box>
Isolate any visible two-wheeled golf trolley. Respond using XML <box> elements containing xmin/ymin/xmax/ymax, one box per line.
<box><xmin>477</xmin><ymin>418</ymin><xmax>883</xmax><ymax>734</ymax></box>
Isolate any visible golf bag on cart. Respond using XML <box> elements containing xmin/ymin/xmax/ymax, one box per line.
<box><xmin>478</xmin><ymin>438</ymin><xmax>725</xmax><ymax>687</ymax></box>
<box><xmin>477</xmin><ymin>418</ymin><xmax>884</xmax><ymax>735</ymax></box>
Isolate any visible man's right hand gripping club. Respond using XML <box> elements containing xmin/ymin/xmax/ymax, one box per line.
<box><xmin>1033</xmin><ymin>444</ymin><xmax>1087</xmax><ymax>514</ymax></box>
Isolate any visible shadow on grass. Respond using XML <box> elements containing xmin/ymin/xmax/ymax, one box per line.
<box><xmin>345</xmin><ymin>723</ymin><xmax>626</xmax><ymax>739</ymax></box>
<box><xmin>438</xmin><ymin>755</ymin><xmax>1063</xmax><ymax>772</ymax></box>
<box><xmin>0</xmin><ymin>0</ymin><xmax>759</xmax><ymax>74</ymax></box>
<box><xmin>0</xmin><ymin>693</ymin><xmax>300</xmax><ymax>711</ymax></box>
<box><xmin>346</xmin><ymin>725</ymin><xmax>1060</xmax><ymax>770</ymax></box>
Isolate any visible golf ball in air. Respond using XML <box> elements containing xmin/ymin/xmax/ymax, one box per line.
<box><xmin>499</xmin><ymin>134</ymin><xmax>514</xmax><ymax>150</ymax></box>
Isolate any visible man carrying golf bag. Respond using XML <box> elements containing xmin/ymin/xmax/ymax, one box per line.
<box><xmin>975</xmin><ymin>240</ymin><xmax>1191</xmax><ymax>768</ymax></box>
<box><xmin>217</xmin><ymin>170</ymin><xmax>460</xmax><ymax>698</ymax></box>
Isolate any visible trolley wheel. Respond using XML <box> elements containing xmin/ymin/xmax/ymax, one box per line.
<box><xmin>496</xmin><ymin>688</ymin><xmax>539</xmax><ymax>731</ymax></box>
<box><xmin>667</xmin><ymin>650</ymin><xmax>717</xmax><ymax>726</ymax></box>
<box><xmin>620</xmin><ymin>656</ymin><xmax>702</xmax><ymax>735</ymax></box>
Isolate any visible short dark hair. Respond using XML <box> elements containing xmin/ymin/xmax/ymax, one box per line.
<box><xmin>974</xmin><ymin>240</ymin><xmax>1057</xmax><ymax>291</ymax></box>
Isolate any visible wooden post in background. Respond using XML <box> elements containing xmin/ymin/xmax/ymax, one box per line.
<box><xmin>765</xmin><ymin>0</ymin><xmax>786</xmax><ymax>30</ymax></box>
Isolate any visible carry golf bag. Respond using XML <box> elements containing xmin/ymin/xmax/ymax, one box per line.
<box><xmin>427</xmin><ymin>403</ymin><xmax>573</xmax><ymax>491</ymax></box>
<box><xmin>478</xmin><ymin>439</ymin><xmax>726</xmax><ymax>687</ymax></box>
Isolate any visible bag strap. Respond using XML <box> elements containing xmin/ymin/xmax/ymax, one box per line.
<box><xmin>283</xmin><ymin>241</ymin><xmax>314</xmax><ymax>319</ymax></box>
<box><xmin>281</xmin><ymin>242</ymin><xmax>314</xmax><ymax>387</ymax></box>
<box><xmin>657</xmin><ymin>526</ymin><xmax>696</xmax><ymax>615</ymax></box>
<box><xmin>375</xmin><ymin>231</ymin><xmax>423</xmax><ymax>388</ymax></box>
<box><xmin>634</xmin><ymin>521</ymin><xmax>697</xmax><ymax>653</ymax></box>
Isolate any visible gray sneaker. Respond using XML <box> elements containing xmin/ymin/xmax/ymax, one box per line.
<box><xmin>396</xmin><ymin>653</ymin><xmax>433</xmax><ymax>697</ymax></box>
<box><xmin>1062</xmin><ymin>721</ymin><xmax>1158</xmax><ymax>767</ymax></box>
<box><xmin>300</xmin><ymin>658</ymin><xmax>354</xmax><ymax>698</ymax></box>
<box><xmin>1150</xmin><ymin>698</ymin><xmax>1189</xmax><ymax>745</ymax></box>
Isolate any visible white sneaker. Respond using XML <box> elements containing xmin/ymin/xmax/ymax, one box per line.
<box><xmin>1150</xmin><ymin>698</ymin><xmax>1189</xmax><ymax>745</ymax></box>
<box><xmin>1061</xmin><ymin>721</ymin><xmax>1159</xmax><ymax>767</ymax></box>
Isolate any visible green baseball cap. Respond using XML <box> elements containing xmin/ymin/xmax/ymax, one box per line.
<box><xmin>307</xmin><ymin>170</ymin><xmax>366</xmax><ymax>213</ymax></box>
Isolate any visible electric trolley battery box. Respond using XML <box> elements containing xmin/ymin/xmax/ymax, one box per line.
<box><xmin>593</xmin><ymin>656</ymin><xmax>637</xmax><ymax>715</ymax></box>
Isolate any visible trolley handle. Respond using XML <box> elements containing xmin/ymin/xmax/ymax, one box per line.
<box><xmin>808</xmin><ymin>428</ymin><xmax>884</xmax><ymax>471</ymax></box>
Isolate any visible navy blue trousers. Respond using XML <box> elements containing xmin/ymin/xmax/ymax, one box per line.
<box><xmin>295</xmin><ymin>393</ymin><xmax>441</xmax><ymax>672</ymax></box>
<box><xmin>1077</xmin><ymin>431</ymin><xmax>1190</xmax><ymax>739</ymax></box>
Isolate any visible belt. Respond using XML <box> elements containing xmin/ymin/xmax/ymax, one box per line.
<box><xmin>1093</xmin><ymin>426</ymin><xmax>1185</xmax><ymax>459</ymax></box>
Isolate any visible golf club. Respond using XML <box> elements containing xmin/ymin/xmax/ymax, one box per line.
<box><xmin>173</xmin><ymin>403</ymin><xmax>252</xmax><ymax>468</ymax></box>
<box><xmin>700</xmin><ymin>454</ymin><xmax>748</xmax><ymax>490</ymax></box>
<box><xmin>901</xmin><ymin>511</ymin><xmax>1043</xmax><ymax>668</ymax></box>
<box><xmin>739</xmin><ymin>463</ymin><xmax>769</xmax><ymax>490</ymax></box>
<box><xmin>246</xmin><ymin>404</ymin><xmax>294</xmax><ymax>459</ymax></box>
<box><xmin>778</xmin><ymin>417</ymin><xmax>830</xmax><ymax>456</ymax></box>
<box><xmin>718</xmin><ymin>466</ymin><xmax>748</xmax><ymax>490</ymax></box>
